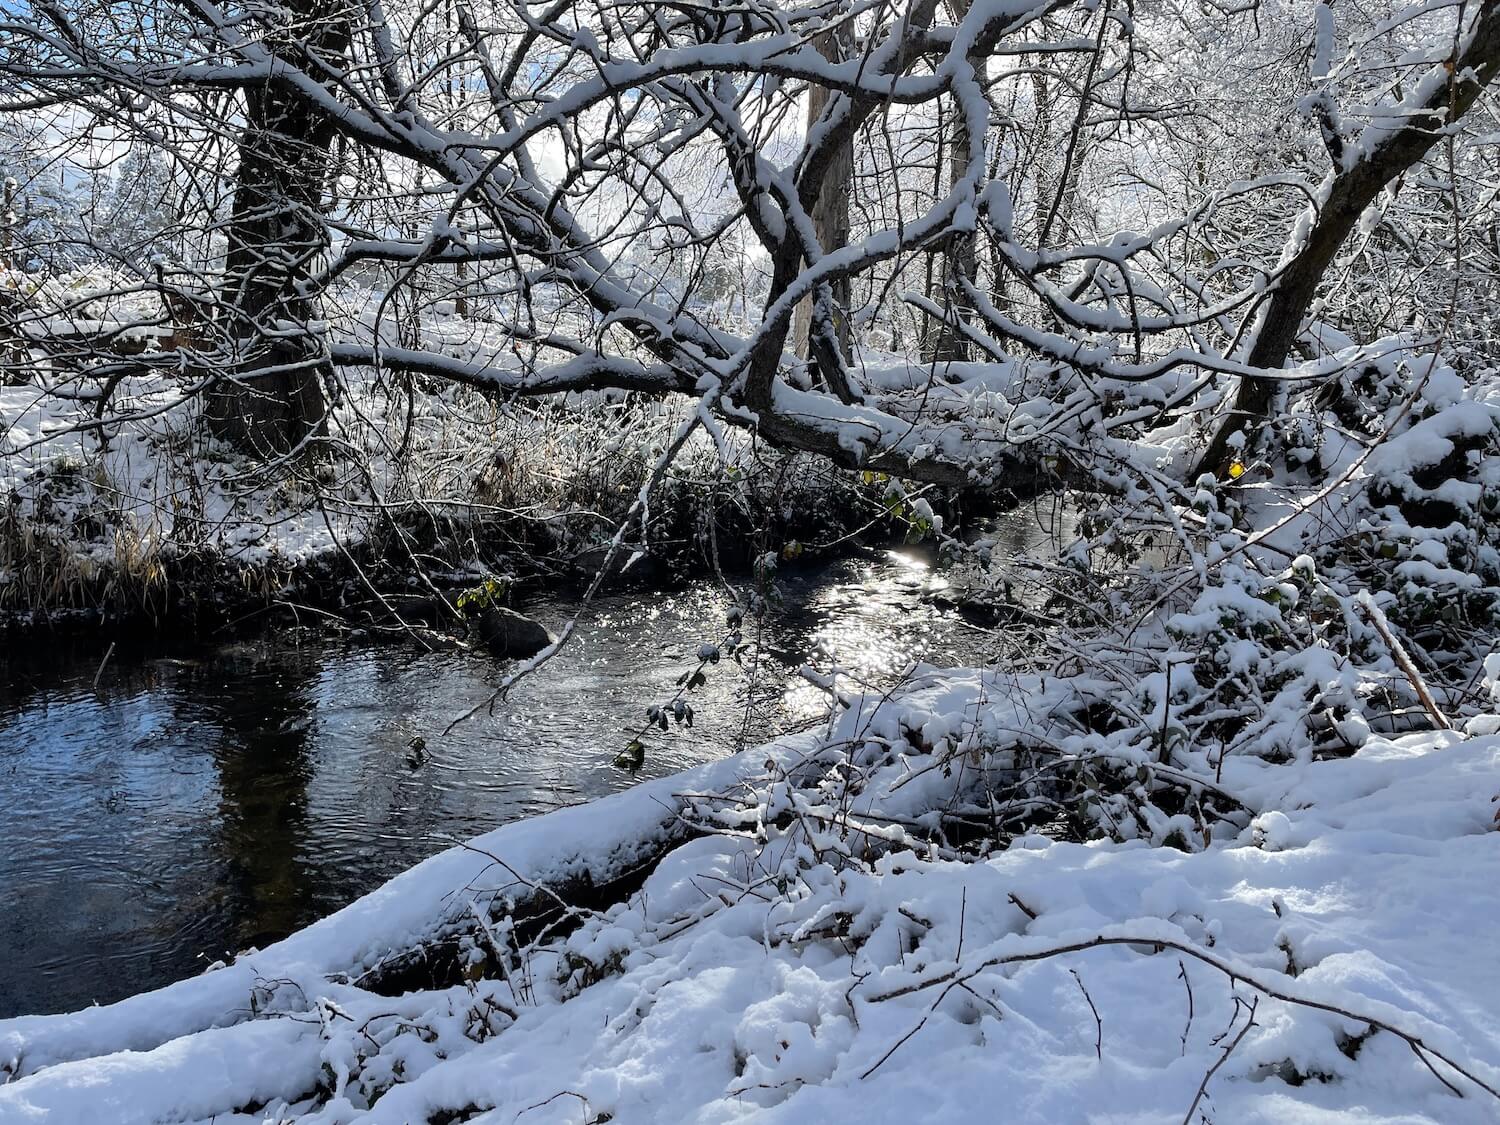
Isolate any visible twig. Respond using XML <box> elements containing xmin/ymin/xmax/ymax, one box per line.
<box><xmin>1181</xmin><ymin>996</ymin><xmax>1258</xmax><ymax>1124</ymax></box>
<box><xmin>92</xmin><ymin>641</ymin><xmax>115</xmax><ymax>690</ymax></box>
<box><xmin>859</xmin><ymin>979</ymin><xmax>966</xmax><ymax>1080</ymax></box>
<box><xmin>1177</xmin><ymin>959</ymin><xmax>1195</xmax><ymax>1057</ymax></box>
<box><xmin>1410</xmin><ymin>1039</ymin><xmax>1464</xmax><ymax>1099</ymax></box>
<box><xmin>1354</xmin><ymin>592</ymin><xmax>1451</xmax><ymax>730</ymax></box>
<box><xmin>956</xmin><ymin>887</ymin><xmax>968</xmax><ymax>961</ymax></box>
<box><xmin>859</xmin><ymin>1007</ymin><xmax>935</xmax><ymax>1080</ymax></box>
<box><xmin>1069</xmin><ymin>968</ymin><xmax>1102</xmax><ymax>1060</ymax></box>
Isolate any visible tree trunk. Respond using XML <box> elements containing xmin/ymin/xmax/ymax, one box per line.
<box><xmin>793</xmin><ymin>23</ymin><xmax>854</xmax><ymax>367</ymax></box>
<box><xmin>1030</xmin><ymin>69</ymin><xmax>1053</xmax><ymax>250</ymax></box>
<box><xmin>455</xmin><ymin>257</ymin><xmax>470</xmax><ymax>319</ymax></box>
<box><xmin>929</xmin><ymin>85</ymin><xmax>980</xmax><ymax>364</ymax></box>
<box><xmin>205</xmin><ymin>0</ymin><xmax>349</xmax><ymax>457</ymax></box>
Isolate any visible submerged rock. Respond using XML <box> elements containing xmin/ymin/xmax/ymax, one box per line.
<box><xmin>474</xmin><ymin>606</ymin><xmax>554</xmax><ymax>657</ymax></box>
<box><xmin>571</xmin><ymin>545</ymin><xmax>663</xmax><ymax>588</ymax></box>
<box><xmin>929</xmin><ymin>591</ymin><xmax>1051</xmax><ymax>630</ymax></box>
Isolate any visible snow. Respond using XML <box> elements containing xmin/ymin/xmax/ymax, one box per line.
<box><xmin>2</xmin><ymin>666</ymin><xmax>1498</xmax><ymax>1124</ymax></box>
<box><xmin>0</xmin><ymin>272</ymin><xmax>751</xmax><ymax>607</ymax></box>
<box><xmin>0</xmin><ymin>372</ymin><xmax>349</xmax><ymax>570</ymax></box>
<box><xmin>1313</xmin><ymin>3</ymin><xmax>1336</xmax><ymax>80</ymax></box>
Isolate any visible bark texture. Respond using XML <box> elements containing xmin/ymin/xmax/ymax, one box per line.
<box><xmin>793</xmin><ymin>22</ymin><xmax>854</xmax><ymax>371</ymax></box>
<box><xmin>205</xmin><ymin>0</ymin><xmax>350</xmax><ymax>456</ymax></box>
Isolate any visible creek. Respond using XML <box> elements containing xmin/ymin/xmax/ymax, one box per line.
<box><xmin>0</xmin><ymin>542</ymin><xmax>1051</xmax><ymax>1017</ymax></box>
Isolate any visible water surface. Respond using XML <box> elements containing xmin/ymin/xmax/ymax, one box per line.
<box><xmin>0</xmin><ymin>549</ymin><xmax>1005</xmax><ymax>1017</ymax></box>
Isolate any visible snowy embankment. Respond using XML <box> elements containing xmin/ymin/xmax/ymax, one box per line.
<box><xmin>0</xmin><ymin>276</ymin><xmax>683</xmax><ymax>621</ymax></box>
<box><xmin>2</xmin><ymin>667</ymin><xmax>1498</xmax><ymax>1124</ymax></box>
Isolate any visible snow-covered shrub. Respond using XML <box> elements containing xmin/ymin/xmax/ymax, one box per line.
<box><xmin>1356</xmin><ymin>374</ymin><xmax>1500</xmax><ymax>672</ymax></box>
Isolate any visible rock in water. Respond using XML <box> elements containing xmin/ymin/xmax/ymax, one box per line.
<box><xmin>571</xmin><ymin>545</ymin><xmax>662</xmax><ymax>588</ymax></box>
<box><xmin>475</xmin><ymin>607</ymin><xmax>554</xmax><ymax>657</ymax></box>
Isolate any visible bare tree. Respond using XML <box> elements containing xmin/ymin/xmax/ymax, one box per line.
<box><xmin>1194</xmin><ymin>0</ymin><xmax>1500</xmax><ymax>476</ymax></box>
<box><xmin>0</xmin><ymin>0</ymin><xmax>1495</xmax><ymax>492</ymax></box>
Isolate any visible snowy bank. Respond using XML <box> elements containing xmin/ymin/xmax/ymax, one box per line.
<box><xmin>2</xmin><ymin>667</ymin><xmax>1498</xmax><ymax>1124</ymax></box>
<box><xmin>0</xmin><ymin>357</ymin><xmax>877</xmax><ymax>632</ymax></box>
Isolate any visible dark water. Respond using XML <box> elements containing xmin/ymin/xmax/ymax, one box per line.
<box><xmin>0</xmin><ymin>550</ymin><xmax>1004</xmax><ymax>1018</ymax></box>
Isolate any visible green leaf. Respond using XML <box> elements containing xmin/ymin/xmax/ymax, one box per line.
<box><xmin>614</xmin><ymin>740</ymin><xmax>646</xmax><ymax>773</ymax></box>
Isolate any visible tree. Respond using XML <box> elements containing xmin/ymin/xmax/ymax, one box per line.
<box><xmin>0</xmin><ymin>120</ymin><xmax>96</xmax><ymax>273</ymax></box>
<box><xmin>1194</xmin><ymin>0</ymin><xmax>1500</xmax><ymax>476</ymax></box>
<box><xmin>95</xmin><ymin>146</ymin><xmax>181</xmax><ymax>258</ymax></box>
<box><xmin>791</xmin><ymin>10</ymin><xmax>855</xmax><ymax>385</ymax></box>
<box><xmin>1</xmin><ymin>0</ymin><xmax>1496</xmax><ymax>490</ymax></box>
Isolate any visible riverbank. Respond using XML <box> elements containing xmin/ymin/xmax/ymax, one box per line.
<box><xmin>3</xmin><ymin>664</ymin><xmax>1497</xmax><ymax>1122</ymax></box>
<box><xmin>2</xmin><ymin>371</ymin><xmax>926</xmax><ymax>641</ymax></box>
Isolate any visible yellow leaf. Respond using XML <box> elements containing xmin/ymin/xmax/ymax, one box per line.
<box><xmin>1228</xmin><ymin>460</ymin><xmax>1246</xmax><ymax>480</ymax></box>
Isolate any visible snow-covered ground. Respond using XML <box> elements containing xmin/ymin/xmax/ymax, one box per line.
<box><xmin>2</xmin><ymin>666</ymin><xmax>1497</xmax><ymax>1124</ymax></box>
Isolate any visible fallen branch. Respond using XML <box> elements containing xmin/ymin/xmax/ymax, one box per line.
<box><xmin>1354</xmin><ymin>592</ymin><xmax>1452</xmax><ymax>731</ymax></box>
<box><xmin>863</xmin><ymin>930</ymin><xmax>1498</xmax><ymax>1101</ymax></box>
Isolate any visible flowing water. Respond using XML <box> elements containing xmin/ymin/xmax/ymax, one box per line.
<box><xmin>0</xmin><ymin>546</ymin><xmax>1036</xmax><ymax>1018</ymax></box>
